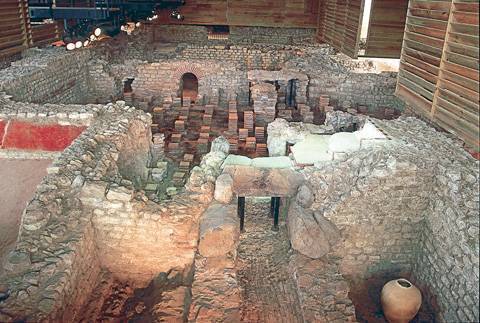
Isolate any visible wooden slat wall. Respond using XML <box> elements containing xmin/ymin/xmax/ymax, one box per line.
<box><xmin>396</xmin><ymin>0</ymin><xmax>479</xmax><ymax>152</ymax></box>
<box><xmin>158</xmin><ymin>0</ymin><xmax>319</xmax><ymax>28</ymax></box>
<box><xmin>432</xmin><ymin>0</ymin><xmax>479</xmax><ymax>151</ymax></box>
<box><xmin>317</xmin><ymin>0</ymin><xmax>365</xmax><ymax>58</ymax></box>
<box><xmin>0</xmin><ymin>0</ymin><xmax>31</xmax><ymax>59</ymax></box>
<box><xmin>31</xmin><ymin>22</ymin><xmax>62</xmax><ymax>47</ymax></box>
<box><xmin>365</xmin><ymin>0</ymin><xmax>409</xmax><ymax>58</ymax></box>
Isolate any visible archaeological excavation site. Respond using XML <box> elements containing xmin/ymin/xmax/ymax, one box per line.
<box><xmin>0</xmin><ymin>0</ymin><xmax>479</xmax><ymax>322</ymax></box>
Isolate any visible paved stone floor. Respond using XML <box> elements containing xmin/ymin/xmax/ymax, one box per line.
<box><xmin>0</xmin><ymin>158</ymin><xmax>51</xmax><ymax>270</ymax></box>
<box><xmin>237</xmin><ymin>199</ymin><xmax>304</xmax><ymax>323</ymax></box>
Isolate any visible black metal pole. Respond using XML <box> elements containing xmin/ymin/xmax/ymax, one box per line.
<box><xmin>270</xmin><ymin>197</ymin><xmax>275</xmax><ymax>218</ymax></box>
<box><xmin>273</xmin><ymin>197</ymin><xmax>280</xmax><ymax>231</ymax></box>
<box><xmin>238</xmin><ymin>196</ymin><xmax>245</xmax><ymax>232</ymax></box>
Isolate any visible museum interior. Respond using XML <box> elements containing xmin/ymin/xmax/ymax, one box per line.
<box><xmin>0</xmin><ymin>0</ymin><xmax>478</xmax><ymax>322</ymax></box>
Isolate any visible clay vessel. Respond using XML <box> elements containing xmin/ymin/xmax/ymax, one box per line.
<box><xmin>381</xmin><ymin>278</ymin><xmax>422</xmax><ymax>323</ymax></box>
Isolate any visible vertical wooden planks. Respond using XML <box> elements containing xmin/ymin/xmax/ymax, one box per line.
<box><xmin>0</xmin><ymin>0</ymin><xmax>30</xmax><ymax>58</ymax></box>
<box><xmin>396</xmin><ymin>0</ymin><xmax>479</xmax><ymax>152</ymax></box>
<box><xmin>365</xmin><ymin>0</ymin><xmax>409</xmax><ymax>58</ymax></box>
<box><xmin>317</xmin><ymin>0</ymin><xmax>365</xmax><ymax>58</ymax></box>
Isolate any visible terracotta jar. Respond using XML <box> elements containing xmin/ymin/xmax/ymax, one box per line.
<box><xmin>381</xmin><ymin>278</ymin><xmax>422</xmax><ymax>323</ymax></box>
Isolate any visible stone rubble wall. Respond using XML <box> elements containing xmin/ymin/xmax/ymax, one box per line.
<box><xmin>150</xmin><ymin>25</ymin><xmax>316</xmax><ymax>46</ymax></box>
<box><xmin>302</xmin><ymin>145</ymin><xmax>431</xmax><ymax>276</ymax></box>
<box><xmin>0</xmin><ymin>102</ymin><xmax>230</xmax><ymax>321</ymax></box>
<box><xmin>295</xmin><ymin>117</ymin><xmax>478</xmax><ymax>322</ymax></box>
<box><xmin>131</xmin><ymin>60</ymin><xmax>248</xmax><ymax>108</ymax></box>
<box><xmin>80</xmin><ymin>184</ymin><xmax>205</xmax><ymax>288</ymax></box>
<box><xmin>0</xmin><ymin>48</ymin><xmax>91</xmax><ymax>104</ymax></box>
<box><xmin>0</xmin><ymin>99</ymin><xmax>153</xmax><ymax>321</ymax></box>
<box><xmin>178</xmin><ymin>44</ymin><xmax>296</xmax><ymax>71</ymax></box>
<box><xmin>229</xmin><ymin>27</ymin><xmax>316</xmax><ymax>45</ymax></box>
<box><xmin>83</xmin><ymin>42</ymin><xmax>402</xmax><ymax>114</ymax></box>
<box><xmin>374</xmin><ymin>118</ymin><xmax>479</xmax><ymax>322</ymax></box>
<box><xmin>285</xmin><ymin>48</ymin><xmax>404</xmax><ymax>112</ymax></box>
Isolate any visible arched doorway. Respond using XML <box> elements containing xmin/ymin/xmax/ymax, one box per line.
<box><xmin>180</xmin><ymin>73</ymin><xmax>198</xmax><ymax>104</ymax></box>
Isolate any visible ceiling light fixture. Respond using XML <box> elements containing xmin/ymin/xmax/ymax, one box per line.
<box><xmin>170</xmin><ymin>10</ymin><xmax>184</xmax><ymax>20</ymax></box>
<box><xmin>66</xmin><ymin>43</ymin><xmax>76</xmax><ymax>50</ymax></box>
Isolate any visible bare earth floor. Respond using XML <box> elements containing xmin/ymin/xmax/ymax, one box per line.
<box><xmin>237</xmin><ymin>199</ymin><xmax>304</xmax><ymax>323</ymax></box>
<box><xmin>0</xmin><ymin>158</ymin><xmax>51</xmax><ymax>269</ymax></box>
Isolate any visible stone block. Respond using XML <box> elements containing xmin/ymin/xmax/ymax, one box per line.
<box><xmin>198</xmin><ymin>203</ymin><xmax>239</xmax><ymax>257</ymax></box>
<box><xmin>214</xmin><ymin>173</ymin><xmax>234</xmax><ymax>204</ymax></box>
<box><xmin>287</xmin><ymin>202</ymin><xmax>340</xmax><ymax>259</ymax></box>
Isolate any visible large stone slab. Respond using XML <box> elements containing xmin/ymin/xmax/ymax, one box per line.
<box><xmin>198</xmin><ymin>203</ymin><xmax>239</xmax><ymax>258</ymax></box>
<box><xmin>251</xmin><ymin>156</ymin><xmax>293</xmax><ymax>169</ymax></box>
<box><xmin>287</xmin><ymin>202</ymin><xmax>340</xmax><ymax>259</ymax></box>
<box><xmin>214</xmin><ymin>173</ymin><xmax>234</xmax><ymax>204</ymax></box>
<box><xmin>223</xmin><ymin>165</ymin><xmax>303</xmax><ymax>197</ymax></box>
<box><xmin>291</xmin><ymin>134</ymin><xmax>332</xmax><ymax>165</ymax></box>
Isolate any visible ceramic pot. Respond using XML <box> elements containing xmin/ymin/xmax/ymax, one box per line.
<box><xmin>381</xmin><ymin>278</ymin><xmax>422</xmax><ymax>323</ymax></box>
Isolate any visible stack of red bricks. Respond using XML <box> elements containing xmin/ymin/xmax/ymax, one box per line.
<box><xmin>298</xmin><ymin>104</ymin><xmax>314</xmax><ymax>123</ymax></box>
<box><xmin>228</xmin><ymin>101</ymin><xmax>238</xmax><ymax>134</ymax></box>
<box><xmin>244</xmin><ymin>111</ymin><xmax>254</xmax><ymax>135</ymax></box>
<box><xmin>228</xmin><ymin>137</ymin><xmax>238</xmax><ymax>153</ymax></box>
<box><xmin>198</xmin><ymin>125</ymin><xmax>210</xmax><ymax>154</ymax></box>
<box><xmin>277</xmin><ymin>103</ymin><xmax>293</xmax><ymax>121</ymax></box>
<box><xmin>255</xmin><ymin>126</ymin><xmax>265</xmax><ymax>143</ymax></box>
<box><xmin>238</xmin><ymin>128</ymin><xmax>248</xmax><ymax>142</ymax></box>
<box><xmin>256</xmin><ymin>143</ymin><xmax>268</xmax><ymax>156</ymax></box>
<box><xmin>319</xmin><ymin>95</ymin><xmax>334</xmax><ymax>114</ymax></box>
<box><xmin>246</xmin><ymin>137</ymin><xmax>256</xmax><ymax>151</ymax></box>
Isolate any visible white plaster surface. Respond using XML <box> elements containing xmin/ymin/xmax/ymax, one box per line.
<box><xmin>291</xmin><ymin>134</ymin><xmax>332</xmax><ymax>165</ymax></box>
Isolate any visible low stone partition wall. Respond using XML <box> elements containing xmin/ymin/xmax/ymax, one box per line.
<box><xmin>81</xmin><ymin>184</ymin><xmax>205</xmax><ymax>287</ymax></box>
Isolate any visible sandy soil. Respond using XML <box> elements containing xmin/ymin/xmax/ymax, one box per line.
<box><xmin>0</xmin><ymin>159</ymin><xmax>51</xmax><ymax>264</ymax></box>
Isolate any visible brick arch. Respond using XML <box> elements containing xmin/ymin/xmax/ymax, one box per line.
<box><xmin>173</xmin><ymin>63</ymin><xmax>207</xmax><ymax>81</ymax></box>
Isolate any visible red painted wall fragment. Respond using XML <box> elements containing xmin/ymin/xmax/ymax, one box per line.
<box><xmin>2</xmin><ymin>121</ymin><xmax>85</xmax><ymax>151</ymax></box>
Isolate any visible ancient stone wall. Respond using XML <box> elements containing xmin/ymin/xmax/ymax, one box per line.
<box><xmin>87</xmin><ymin>59</ymin><xmax>123</xmax><ymax>103</ymax></box>
<box><xmin>296</xmin><ymin>117</ymin><xmax>479</xmax><ymax>322</ymax></box>
<box><xmin>229</xmin><ymin>27</ymin><xmax>316</xmax><ymax>45</ymax></box>
<box><xmin>0</xmin><ymin>48</ymin><xmax>91</xmax><ymax>104</ymax></box>
<box><xmin>0</xmin><ymin>96</ymin><xmax>231</xmax><ymax>321</ymax></box>
<box><xmin>150</xmin><ymin>25</ymin><xmax>315</xmax><ymax>46</ymax></box>
<box><xmin>285</xmin><ymin>48</ymin><xmax>404</xmax><ymax>112</ymax></box>
<box><xmin>372</xmin><ymin>119</ymin><xmax>480</xmax><ymax>322</ymax></box>
<box><xmin>151</xmin><ymin>25</ymin><xmax>209</xmax><ymax>43</ymax></box>
<box><xmin>0</xmin><ymin>98</ymin><xmax>151</xmax><ymax>321</ymax></box>
<box><xmin>80</xmin><ymin>184</ymin><xmax>204</xmax><ymax>288</ymax></box>
<box><xmin>131</xmin><ymin>60</ymin><xmax>248</xmax><ymax>108</ymax></box>
<box><xmin>301</xmin><ymin>143</ymin><xmax>431</xmax><ymax>277</ymax></box>
<box><xmin>178</xmin><ymin>44</ymin><xmax>294</xmax><ymax>70</ymax></box>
